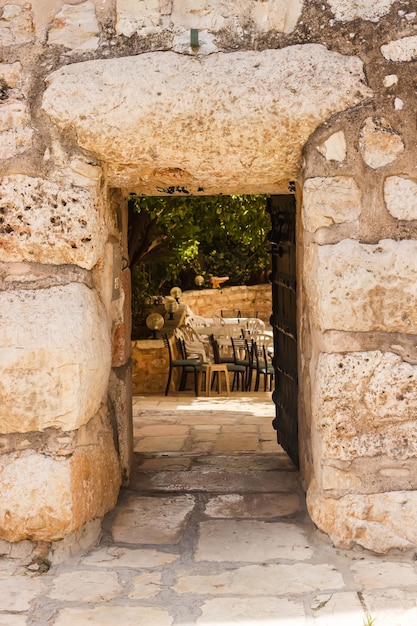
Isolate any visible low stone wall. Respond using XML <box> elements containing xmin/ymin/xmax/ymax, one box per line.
<box><xmin>181</xmin><ymin>284</ymin><xmax>272</xmax><ymax>321</ymax></box>
<box><xmin>131</xmin><ymin>285</ymin><xmax>271</xmax><ymax>394</ymax></box>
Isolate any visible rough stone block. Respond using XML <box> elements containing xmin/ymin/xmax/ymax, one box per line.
<box><xmin>0</xmin><ymin>4</ymin><xmax>34</xmax><ymax>45</ymax></box>
<box><xmin>381</xmin><ymin>35</ymin><xmax>417</xmax><ymax>62</ymax></box>
<box><xmin>384</xmin><ymin>176</ymin><xmax>417</xmax><ymax>220</ymax></box>
<box><xmin>116</xmin><ymin>0</ymin><xmax>160</xmax><ymax>37</ymax></box>
<box><xmin>0</xmin><ymin>283</ymin><xmax>111</xmax><ymax>434</ymax></box>
<box><xmin>305</xmin><ymin>239</ymin><xmax>417</xmax><ymax>333</ymax></box>
<box><xmin>251</xmin><ymin>0</ymin><xmax>303</xmax><ymax>33</ymax></box>
<box><xmin>0</xmin><ymin>175</ymin><xmax>105</xmax><ymax>269</ymax></box>
<box><xmin>0</xmin><ymin>101</ymin><xmax>33</xmax><ymax>158</ymax></box>
<box><xmin>313</xmin><ymin>351</ymin><xmax>417</xmax><ymax>461</ymax></box>
<box><xmin>308</xmin><ymin>489</ymin><xmax>417</xmax><ymax>553</ymax></box>
<box><xmin>47</xmin><ymin>1</ymin><xmax>100</xmax><ymax>51</ymax></box>
<box><xmin>302</xmin><ymin>176</ymin><xmax>361</xmax><ymax>232</ymax></box>
<box><xmin>316</xmin><ymin>130</ymin><xmax>346</xmax><ymax>162</ymax></box>
<box><xmin>42</xmin><ymin>47</ymin><xmax>371</xmax><ymax>193</ymax></box>
<box><xmin>0</xmin><ymin>411</ymin><xmax>121</xmax><ymax>542</ymax></box>
<box><xmin>359</xmin><ymin>117</ymin><xmax>404</xmax><ymax>169</ymax></box>
<box><xmin>327</xmin><ymin>0</ymin><xmax>396</xmax><ymax>22</ymax></box>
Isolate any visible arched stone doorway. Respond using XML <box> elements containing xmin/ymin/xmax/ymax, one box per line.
<box><xmin>2</xmin><ymin>12</ymin><xmax>417</xmax><ymax>554</ymax></box>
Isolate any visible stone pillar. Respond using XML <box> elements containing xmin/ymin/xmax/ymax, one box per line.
<box><xmin>0</xmin><ymin>173</ymin><xmax>122</xmax><ymax>547</ymax></box>
<box><xmin>301</xmin><ymin>113</ymin><xmax>417</xmax><ymax>553</ymax></box>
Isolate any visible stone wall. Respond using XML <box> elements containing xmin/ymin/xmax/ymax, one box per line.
<box><xmin>181</xmin><ymin>285</ymin><xmax>272</xmax><ymax>321</ymax></box>
<box><xmin>1</xmin><ymin>0</ymin><xmax>417</xmax><ymax>553</ymax></box>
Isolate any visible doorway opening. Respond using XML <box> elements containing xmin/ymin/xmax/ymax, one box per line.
<box><xmin>126</xmin><ymin>193</ymin><xmax>299</xmax><ymax>469</ymax></box>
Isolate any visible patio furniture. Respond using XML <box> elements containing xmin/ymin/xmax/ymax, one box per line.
<box><xmin>253</xmin><ymin>342</ymin><xmax>274</xmax><ymax>392</ymax></box>
<box><xmin>210</xmin><ymin>335</ymin><xmax>246</xmax><ymax>392</ymax></box>
<box><xmin>163</xmin><ymin>335</ymin><xmax>202</xmax><ymax>396</ymax></box>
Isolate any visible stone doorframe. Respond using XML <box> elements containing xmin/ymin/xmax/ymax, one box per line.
<box><xmin>2</xmin><ymin>44</ymin><xmax>417</xmax><ymax>555</ymax></box>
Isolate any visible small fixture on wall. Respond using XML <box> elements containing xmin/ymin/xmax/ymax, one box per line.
<box><xmin>194</xmin><ymin>275</ymin><xmax>205</xmax><ymax>288</ymax></box>
<box><xmin>164</xmin><ymin>297</ymin><xmax>179</xmax><ymax>320</ymax></box>
<box><xmin>190</xmin><ymin>29</ymin><xmax>199</xmax><ymax>49</ymax></box>
<box><xmin>170</xmin><ymin>286</ymin><xmax>182</xmax><ymax>302</ymax></box>
<box><xmin>146</xmin><ymin>313</ymin><xmax>165</xmax><ymax>339</ymax></box>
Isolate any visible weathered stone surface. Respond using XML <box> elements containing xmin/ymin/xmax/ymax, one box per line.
<box><xmin>54</xmin><ymin>607</ymin><xmax>173</xmax><ymax>626</ymax></box>
<box><xmin>0</xmin><ymin>283</ymin><xmax>111</xmax><ymax>433</ymax></box>
<box><xmin>81</xmin><ymin>546</ymin><xmax>178</xmax><ymax>568</ymax></box>
<box><xmin>302</xmin><ymin>177</ymin><xmax>361</xmax><ymax>232</ymax></box>
<box><xmin>0</xmin><ymin>175</ymin><xmax>106</xmax><ymax>269</ymax></box>
<box><xmin>171</xmin><ymin>0</ymin><xmax>246</xmax><ymax>30</ymax></box>
<box><xmin>310</xmin><ymin>592</ymin><xmax>365</xmax><ymax>625</ymax></box>
<box><xmin>48</xmin><ymin>570</ymin><xmax>121</xmax><ymax>602</ymax></box>
<box><xmin>0</xmin><ymin>410</ymin><xmax>120</xmax><ymax>541</ymax></box>
<box><xmin>316</xmin><ymin>130</ymin><xmax>346</xmax><ymax>162</ymax></box>
<box><xmin>362</xmin><ymin>589</ymin><xmax>417</xmax><ymax>625</ymax></box>
<box><xmin>197</xmin><ymin>597</ymin><xmax>305</xmax><ymax>625</ymax></box>
<box><xmin>327</xmin><ymin>0</ymin><xmax>396</xmax><ymax>22</ymax></box>
<box><xmin>359</xmin><ymin>117</ymin><xmax>404</xmax><ymax>169</ymax></box>
<box><xmin>305</xmin><ymin>239</ymin><xmax>417</xmax><ymax>333</ymax></box>
<box><xmin>351</xmin><ymin>559</ymin><xmax>417</xmax><ymax>588</ymax></box>
<box><xmin>111</xmin><ymin>268</ymin><xmax>132</xmax><ymax>367</ymax></box>
<box><xmin>116</xmin><ymin>0</ymin><xmax>161</xmax><ymax>37</ymax></box>
<box><xmin>129</xmin><ymin>571</ymin><xmax>163</xmax><ymax>599</ymax></box>
<box><xmin>0</xmin><ymin>4</ymin><xmax>34</xmax><ymax>45</ymax></box>
<box><xmin>111</xmin><ymin>494</ymin><xmax>195</xmax><ymax>543</ymax></box>
<box><xmin>0</xmin><ymin>100</ymin><xmax>33</xmax><ymax>158</ymax></box>
<box><xmin>0</xmin><ymin>571</ymin><xmax>45</xmax><ymax>611</ymax></box>
<box><xmin>42</xmin><ymin>47</ymin><xmax>371</xmax><ymax>193</ymax></box>
<box><xmin>381</xmin><ymin>35</ymin><xmax>417</xmax><ymax>62</ymax></box>
<box><xmin>251</xmin><ymin>0</ymin><xmax>303</xmax><ymax>33</ymax></box>
<box><xmin>174</xmin><ymin>562</ymin><xmax>344</xmax><ymax>595</ymax></box>
<box><xmin>195</xmin><ymin>520</ymin><xmax>313</xmax><ymax>562</ymax></box>
<box><xmin>47</xmin><ymin>1</ymin><xmax>100</xmax><ymax>51</ymax></box>
<box><xmin>204</xmin><ymin>493</ymin><xmax>302</xmax><ymax>518</ymax></box>
<box><xmin>384</xmin><ymin>176</ymin><xmax>417</xmax><ymax>220</ymax></box>
<box><xmin>313</xmin><ymin>351</ymin><xmax>417</xmax><ymax>461</ymax></box>
<box><xmin>308</xmin><ymin>490</ymin><xmax>417</xmax><ymax>552</ymax></box>
<box><xmin>108</xmin><ymin>363</ymin><xmax>133</xmax><ymax>485</ymax></box>
<box><xmin>0</xmin><ymin>61</ymin><xmax>22</xmax><ymax>88</ymax></box>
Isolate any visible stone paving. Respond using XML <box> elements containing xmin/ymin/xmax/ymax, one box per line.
<box><xmin>2</xmin><ymin>392</ymin><xmax>417</xmax><ymax>624</ymax></box>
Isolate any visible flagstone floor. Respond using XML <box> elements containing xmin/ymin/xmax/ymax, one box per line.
<box><xmin>1</xmin><ymin>392</ymin><xmax>417</xmax><ymax>625</ymax></box>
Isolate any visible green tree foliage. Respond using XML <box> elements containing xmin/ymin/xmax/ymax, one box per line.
<box><xmin>128</xmin><ymin>194</ymin><xmax>271</xmax><ymax>334</ymax></box>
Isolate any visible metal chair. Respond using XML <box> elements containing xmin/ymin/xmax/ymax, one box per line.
<box><xmin>163</xmin><ymin>334</ymin><xmax>202</xmax><ymax>396</ymax></box>
<box><xmin>253</xmin><ymin>342</ymin><xmax>274</xmax><ymax>392</ymax></box>
<box><xmin>210</xmin><ymin>335</ymin><xmax>246</xmax><ymax>392</ymax></box>
<box><xmin>231</xmin><ymin>337</ymin><xmax>253</xmax><ymax>391</ymax></box>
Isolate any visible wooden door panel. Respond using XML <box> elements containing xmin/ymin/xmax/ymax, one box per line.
<box><xmin>267</xmin><ymin>195</ymin><xmax>299</xmax><ymax>468</ymax></box>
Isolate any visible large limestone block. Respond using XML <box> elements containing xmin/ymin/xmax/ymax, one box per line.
<box><xmin>381</xmin><ymin>35</ymin><xmax>417</xmax><ymax>62</ymax></box>
<box><xmin>313</xmin><ymin>351</ymin><xmax>417</xmax><ymax>461</ymax></box>
<box><xmin>384</xmin><ymin>176</ymin><xmax>417</xmax><ymax>220</ymax></box>
<box><xmin>308</xmin><ymin>489</ymin><xmax>417</xmax><ymax>553</ymax></box>
<box><xmin>0</xmin><ymin>283</ymin><xmax>111</xmax><ymax>434</ymax></box>
<box><xmin>359</xmin><ymin>117</ymin><xmax>404</xmax><ymax>169</ymax></box>
<box><xmin>327</xmin><ymin>0</ymin><xmax>396</xmax><ymax>23</ymax></box>
<box><xmin>305</xmin><ymin>239</ymin><xmax>417</xmax><ymax>333</ymax></box>
<box><xmin>302</xmin><ymin>176</ymin><xmax>362</xmax><ymax>232</ymax></box>
<box><xmin>48</xmin><ymin>1</ymin><xmax>100</xmax><ymax>51</ymax></box>
<box><xmin>42</xmin><ymin>47</ymin><xmax>371</xmax><ymax>193</ymax></box>
<box><xmin>0</xmin><ymin>412</ymin><xmax>121</xmax><ymax>541</ymax></box>
<box><xmin>0</xmin><ymin>175</ymin><xmax>105</xmax><ymax>269</ymax></box>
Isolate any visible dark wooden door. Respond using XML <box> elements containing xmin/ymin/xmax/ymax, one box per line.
<box><xmin>267</xmin><ymin>195</ymin><xmax>299</xmax><ymax>468</ymax></box>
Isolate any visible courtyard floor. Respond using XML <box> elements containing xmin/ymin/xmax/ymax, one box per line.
<box><xmin>1</xmin><ymin>392</ymin><xmax>417</xmax><ymax>625</ymax></box>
